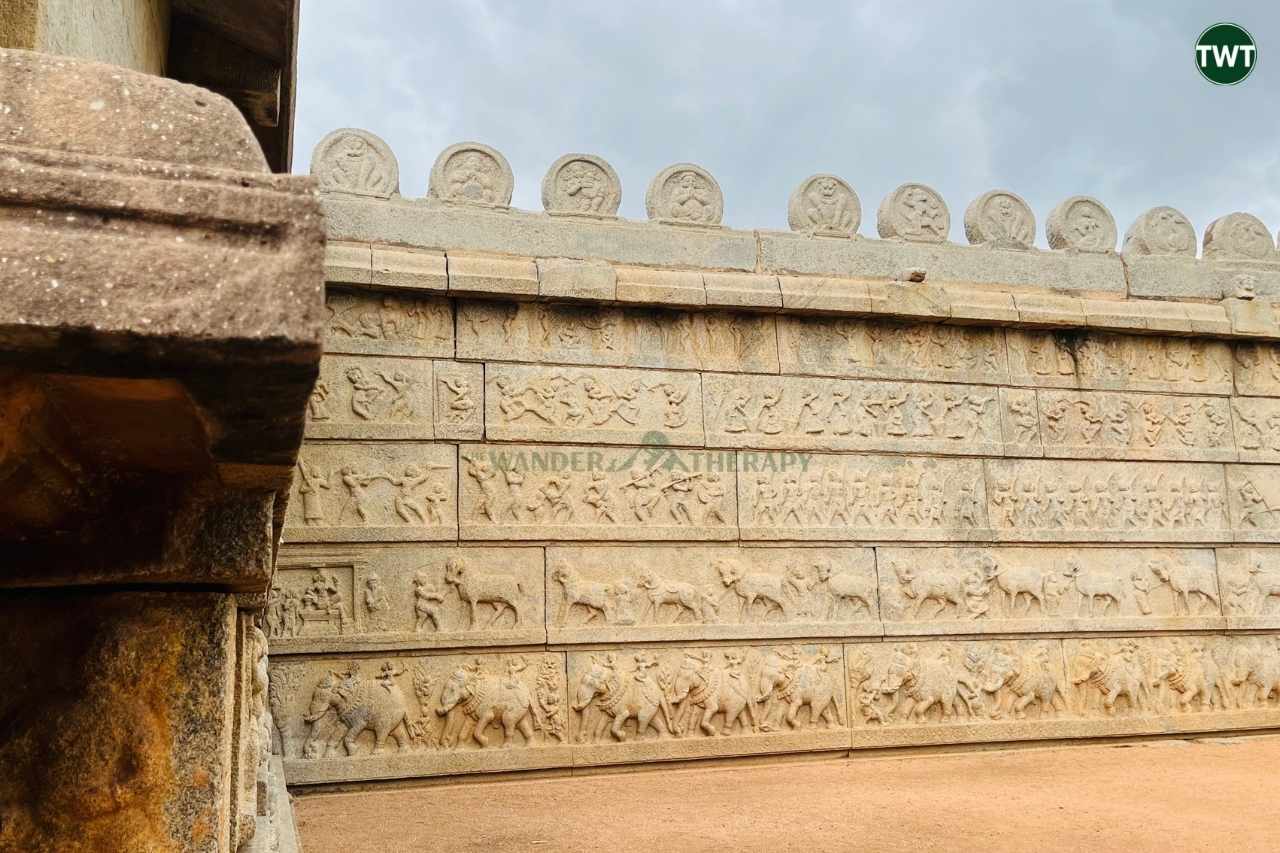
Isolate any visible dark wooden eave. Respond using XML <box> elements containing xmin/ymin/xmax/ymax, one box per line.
<box><xmin>168</xmin><ymin>0</ymin><xmax>298</xmax><ymax>172</ymax></box>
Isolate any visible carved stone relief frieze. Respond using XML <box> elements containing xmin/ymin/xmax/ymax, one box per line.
<box><xmin>1007</xmin><ymin>330</ymin><xmax>1233</xmax><ymax>396</ymax></box>
<box><xmin>738</xmin><ymin>454</ymin><xmax>991</xmax><ymax>542</ymax></box>
<box><xmin>307</xmin><ymin>354</ymin><xmax>434</xmax><ymax>440</ymax></box>
<box><xmin>544</xmin><ymin>546</ymin><xmax>878</xmax><ymax>643</ymax></box>
<box><xmin>777</xmin><ymin>315</ymin><xmax>1008</xmax><ymax>386</ymax></box>
<box><xmin>568</xmin><ymin>643</ymin><xmax>848</xmax><ymax>765</ymax></box>
<box><xmin>433</xmin><ymin>360</ymin><xmax>484</xmax><ymax>440</ymax></box>
<box><xmin>457</xmin><ymin>300</ymin><xmax>779</xmax><ymax>373</ymax></box>
<box><xmin>1217</xmin><ymin>548</ymin><xmax>1280</xmax><ymax>629</ymax></box>
<box><xmin>986</xmin><ymin>460</ymin><xmax>1230</xmax><ymax>543</ymax></box>
<box><xmin>268</xmin><ymin>547</ymin><xmax>546</xmax><ymax>652</ymax></box>
<box><xmin>485</xmin><ymin>363</ymin><xmax>704</xmax><ymax>446</ymax></box>
<box><xmin>273</xmin><ymin>651</ymin><xmax>571</xmax><ymax>783</ymax></box>
<box><xmin>459</xmin><ymin>443</ymin><xmax>737</xmax><ymax>541</ymax></box>
<box><xmin>1227</xmin><ymin>465</ymin><xmax>1280</xmax><ymax>542</ymax></box>
<box><xmin>705</xmin><ymin>373</ymin><xmax>1003</xmax><ymax>456</ymax></box>
<box><xmin>1233</xmin><ymin>342</ymin><xmax>1280</xmax><ymax>397</ymax></box>
<box><xmin>877</xmin><ymin>546</ymin><xmax>1224</xmax><ymax>635</ymax></box>
<box><xmin>1027</xmin><ymin>389</ymin><xmax>1236</xmax><ymax>462</ymax></box>
<box><xmin>286</xmin><ymin>443</ymin><xmax>457</xmax><ymax>542</ymax></box>
<box><xmin>325</xmin><ymin>288</ymin><xmax>454</xmax><ymax>358</ymax></box>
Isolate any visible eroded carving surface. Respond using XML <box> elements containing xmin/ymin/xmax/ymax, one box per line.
<box><xmin>877</xmin><ymin>183</ymin><xmax>950</xmax><ymax>243</ymax></box>
<box><xmin>1122</xmin><ymin>206</ymin><xmax>1196</xmax><ymax>256</ymax></box>
<box><xmin>307</xmin><ymin>355</ymin><xmax>434</xmax><ymax>440</ymax></box>
<box><xmin>458</xmin><ymin>300</ymin><xmax>778</xmax><ymax>373</ymax></box>
<box><xmin>325</xmin><ymin>288</ymin><xmax>453</xmax><ymax>358</ymax></box>
<box><xmin>1203</xmin><ymin>212</ymin><xmax>1275</xmax><ymax>260</ymax></box>
<box><xmin>964</xmin><ymin>190</ymin><xmax>1035</xmax><ymax>249</ymax></box>
<box><xmin>311</xmin><ymin>128</ymin><xmax>399</xmax><ymax>198</ymax></box>
<box><xmin>428</xmin><ymin>142</ymin><xmax>514</xmax><ymax>208</ymax></box>
<box><xmin>645</xmin><ymin>163</ymin><xmax>723</xmax><ymax>225</ymax></box>
<box><xmin>542</xmin><ymin>153</ymin><xmax>621</xmax><ymax>217</ymax></box>
<box><xmin>286</xmin><ymin>443</ymin><xmax>457</xmax><ymax>541</ymax></box>
<box><xmin>738</xmin><ymin>454</ymin><xmax>989</xmax><ymax>541</ymax></box>
<box><xmin>1026</xmin><ymin>389</ymin><xmax>1235</xmax><ymax>461</ymax></box>
<box><xmin>1007</xmin><ymin>330</ymin><xmax>1233</xmax><ymax>395</ymax></box>
<box><xmin>1046</xmin><ymin>196</ymin><xmax>1116</xmax><ymax>253</ymax></box>
<box><xmin>787</xmin><ymin>174</ymin><xmax>860</xmax><ymax>237</ymax></box>
<box><xmin>545</xmin><ymin>546</ymin><xmax>877</xmax><ymax>642</ymax></box>
<box><xmin>460</xmin><ymin>444</ymin><xmax>737</xmax><ymax>540</ymax></box>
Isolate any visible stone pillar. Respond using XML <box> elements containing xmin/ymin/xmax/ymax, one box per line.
<box><xmin>0</xmin><ymin>49</ymin><xmax>322</xmax><ymax>852</ymax></box>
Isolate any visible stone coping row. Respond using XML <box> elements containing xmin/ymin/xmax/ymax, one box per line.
<box><xmin>323</xmin><ymin>237</ymin><xmax>1280</xmax><ymax>341</ymax></box>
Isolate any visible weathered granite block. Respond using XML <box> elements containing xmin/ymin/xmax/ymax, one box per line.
<box><xmin>433</xmin><ymin>360</ymin><xmax>484</xmax><ymax>440</ymax></box>
<box><xmin>273</xmin><ymin>650</ymin><xmax>571</xmax><ymax>783</ymax></box>
<box><xmin>485</xmin><ymin>363</ymin><xmax>705</xmax><ymax>446</ymax></box>
<box><xmin>545</xmin><ymin>545</ymin><xmax>879</xmax><ymax>643</ymax></box>
<box><xmin>324</xmin><ymin>287</ymin><xmax>454</xmax><ymax>358</ymax></box>
<box><xmin>877</xmin><ymin>546</ymin><xmax>1225</xmax><ymax>635</ymax></box>
<box><xmin>1006</xmin><ymin>329</ymin><xmax>1234</xmax><ymax>395</ymax></box>
<box><xmin>1228</xmin><ymin>464</ymin><xmax>1280</xmax><ymax>542</ymax></box>
<box><xmin>1218</xmin><ymin>547</ymin><xmax>1280</xmax><ymax>629</ymax></box>
<box><xmin>457</xmin><ymin>299</ymin><xmax>780</xmax><ymax>373</ymax></box>
<box><xmin>1233</xmin><ymin>341</ymin><xmax>1280</xmax><ymax>397</ymax></box>
<box><xmin>306</xmin><ymin>353</ymin><xmax>435</xmax><ymax>440</ymax></box>
<box><xmin>269</xmin><ymin>545</ymin><xmax>546</xmax><ymax>653</ymax></box>
<box><xmin>986</xmin><ymin>459</ymin><xmax>1231</xmax><ymax>543</ymax></box>
<box><xmin>738</xmin><ymin>453</ymin><xmax>991</xmax><ymax>542</ymax></box>
<box><xmin>459</xmin><ymin>443</ymin><xmax>737</xmax><ymax>541</ymax></box>
<box><xmin>704</xmin><ymin>373</ymin><xmax>1005</xmax><ymax>457</ymax></box>
<box><xmin>285</xmin><ymin>443</ymin><xmax>457</xmax><ymax>542</ymax></box>
<box><xmin>0</xmin><ymin>590</ymin><xmax>237</xmax><ymax>853</ymax></box>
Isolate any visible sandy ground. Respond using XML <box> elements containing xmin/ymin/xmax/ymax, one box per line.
<box><xmin>293</xmin><ymin>737</ymin><xmax>1280</xmax><ymax>853</ymax></box>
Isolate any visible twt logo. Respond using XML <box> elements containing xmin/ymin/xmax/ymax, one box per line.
<box><xmin>1196</xmin><ymin>23</ymin><xmax>1257</xmax><ymax>85</ymax></box>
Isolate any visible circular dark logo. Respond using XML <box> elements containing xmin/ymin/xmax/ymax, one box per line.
<box><xmin>1196</xmin><ymin>23</ymin><xmax>1257</xmax><ymax>85</ymax></box>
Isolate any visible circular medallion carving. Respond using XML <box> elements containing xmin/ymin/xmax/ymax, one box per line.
<box><xmin>428</xmin><ymin>142</ymin><xmax>514</xmax><ymax>208</ymax></box>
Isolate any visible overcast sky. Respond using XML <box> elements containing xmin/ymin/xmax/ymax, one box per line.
<box><xmin>293</xmin><ymin>1</ymin><xmax>1280</xmax><ymax>248</ymax></box>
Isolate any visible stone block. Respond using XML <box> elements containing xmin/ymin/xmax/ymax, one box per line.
<box><xmin>943</xmin><ymin>286</ymin><xmax>1019</xmax><ymax>324</ymax></box>
<box><xmin>737</xmin><ymin>452</ymin><xmax>991</xmax><ymax>542</ymax></box>
<box><xmin>1224</xmin><ymin>297</ymin><xmax>1280</xmax><ymax>337</ymax></box>
<box><xmin>433</xmin><ymin>360</ymin><xmax>484</xmax><ymax>440</ymax></box>
<box><xmin>1123</xmin><ymin>255</ymin><xmax>1216</xmax><ymax>300</ymax></box>
<box><xmin>269</xmin><ymin>545</ymin><xmax>546</xmax><ymax>654</ymax></box>
<box><xmin>457</xmin><ymin>300</ymin><xmax>780</xmax><ymax>374</ymax></box>
<box><xmin>305</xmin><ymin>353</ymin><xmax>435</xmax><ymax>440</ymax></box>
<box><xmin>867</xmin><ymin>282</ymin><xmax>952</xmax><ymax>321</ymax></box>
<box><xmin>321</xmin><ymin>196</ymin><xmax>759</xmax><ymax>271</ymax></box>
<box><xmin>703</xmin><ymin>373</ymin><xmax>1005</xmax><ymax>457</ymax></box>
<box><xmin>877</xmin><ymin>546</ymin><xmax>1225</xmax><ymax>636</ymax></box>
<box><xmin>0</xmin><ymin>590</ymin><xmax>237</xmax><ymax>852</ymax></box>
<box><xmin>545</xmin><ymin>545</ymin><xmax>879</xmax><ymax>644</ymax></box>
<box><xmin>1231</xmin><ymin>341</ymin><xmax>1280</xmax><ymax>396</ymax></box>
<box><xmin>1030</xmin><ymin>388</ymin><xmax>1236</xmax><ymax>462</ymax></box>
<box><xmin>371</xmin><ymin>245</ymin><xmax>448</xmax><ymax>292</ymax></box>
<box><xmin>273</xmin><ymin>650</ymin><xmax>571</xmax><ymax>783</ymax></box>
<box><xmin>997</xmin><ymin>388</ymin><xmax>1046</xmax><ymax>457</ymax></box>
<box><xmin>778</xmin><ymin>276</ymin><xmax>872</xmax><ymax>313</ymax></box>
<box><xmin>568</xmin><ymin>643</ymin><xmax>849</xmax><ymax>766</ymax></box>
<box><xmin>615</xmin><ymin>267</ymin><xmax>706</xmax><ymax>307</ymax></box>
<box><xmin>703</xmin><ymin>272</ymin><xmax>782</xmax><ymax>309</ymax></box>
<box><xmin>1227</xmin><ymin>464</ymin><xmax>1280</xmax><ymax>542</ymax></box>
<box><xmin>1083</xmin><ymin>297</ymin><xmax>1149</xmax><ymax>330</ymax></box>
<box><xmin>1217</xmin><ymin>547</ymin><xmax>1280</xmax><ymax>629</ymax></box>
<box><xmin>284</xmin><ymin>442</ymin><xmax>457</xmax><ymax>542</ymax></box>
<box><xmin>758</xmin><ymin>230</ymin><xmax>1127</xmax><ymax>294</ymax></box>
<box><xmin>1232</xmin><ymin>397</ymin><xmax>1280</xmax><ymax>462</ymax></box>
<box><xmin>1184</xmin><ymin>302</ymin><xmax>1232</xmax><ymax>335</ymax></box>
<box><xmin>325</xmin><ymin>241</ymin><xmax>374</xmax><ymax>285</ymax></box>
<box><xmin>1013</xmin><ymin>292</ymin><xmax>1086</xmax><ymax>327</ymax></box>
<box><xmin>986</xmin><ymin>459</ymin><xmax>1231</xmax><ymax>543</ymax></box>
<box><xmin>459</xmin><ymin>443</ymin><xmax>737</xmax><ymax>541</ymax></box>
<box><xmin>324</xmin><ymin>288</ymin><xmax>454</xmax><ymax>358</ymax></box>
<box><xmin>447</xmin><ymin>253</ymin><xmax>539</xmax><ymax>298</ymax></box>
<box><xmin>1006</xmin><ymin>329</ymin><xmax>1234</xmax><ymax>395</ymax></box>
<box><xmin>1131</xmin><ymin>299</ymin><xmax>1194</xmax><ymax>334</ymax></box>
<box><xmin>536</xmin><ymin>258</ymin><xmax>617</xmax><ymax>302</ymax></box>
<box><xmin>777</xmin><ymin>315</ymin><xmax>1009</xmax><ymax>386</ymax></box>
<box><xmin>485</xmin><ymin>363</ymin><xmax>704</xmax><ymax>446</ymax></box>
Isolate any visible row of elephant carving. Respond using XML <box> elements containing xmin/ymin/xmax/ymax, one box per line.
<box><xmin>275</xmin><ymin>636</ymin><xmax>1280</xmax><ymax>760</ymax></box>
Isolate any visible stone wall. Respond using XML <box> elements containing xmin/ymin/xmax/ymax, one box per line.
<box><xmin>273</xmin><ymin>130</ymin><xmax>1280</xmax><ymax>786</ymax></box>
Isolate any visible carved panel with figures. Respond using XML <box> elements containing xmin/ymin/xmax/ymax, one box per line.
<box><xmin>777</xmin><ymin>315</ymin><xmax>1009</xmax><ymax>386</ymax></box>
<box><xmin>285</xmin><ymin>443</ymin><xmax>457</xmax><ymax>542</ymax></box>
<box><xmin>1030</xmin><ymin>389</ymin><xmax>1235</xmax><ymax>462</ymax></box>
<box><xmin>544</xmin><ymin>546</ymin><xmax>878</xmax><ymax>643</ymax></box>
<box><xmin>306</xmin><ymin>354</ymin><xmax>434</xmax><ymax>440</ymax></box>
<box><xmin>1217</xmin><ymin>548</ymin><xmax>1280</xmax><ymax>629</ymax></box>
<box><xmin>486</xmin><ymin>363</ymin><xmax>704</xmax><ymax>446</ymax></box>
<box><xmin>568</xmin><ymin>643</ymin><xmax>848</xmax><ymax>766</ymax></box>
<box><xmin>273</xmin><ymin>651</ymin><xmax>572</xmax><ymax>783</ymax></box>
<box><xmin>1230</xmin><ymin>396</ymin><xmax>1280</xmax><ymax>463</ymax></box>
<box><xmin>459</xmin><ymin>443</ymin><xmax>737</xmax><ymax>541</ymax></box>
<box><xmin>457</xmin><ymin>300</ymin><xmax>779</xmax><ymax>373</ymax></box>
<box><xmin>268</xmin><ymin>546</ymin><xmax>546</xmax><ymax>652</ymax></box>
<box><xmin>433</xmin><ymin>360</ymin><xmax>484</xmax><ymax>440</ymax></box>
<box><xmin>1233</xmin><ymin>342</ymin><xmax>1280</xmax><ymax>397</ymax></box>
<box><xmin>738</xmin><ymin>453</ymin><xmax>991</xmax><ymax>541</ymax></box>
<box><xmin>325</xmin><ymin>288</ymin><xmax>454</xmax><ymax>358</ymax></box>
<box><xmin>704</xmin><ymin>373</ymin><xmax>1003</xmax><ymax>456</ymax></box>
<box><xmin>1228</xmin><ymin>465</ymin><xmax>1280</xmax><ymax>542</ymax></box>
<box><xmin>877</xmin><ymin>546</ymin><xmax>1224</xmax><ymax>635</ymax></box>
<box><xmin>1007</xmin><ymin>330</ymin><xmax>1233</xmax><ymax>396</ymax></box>
<box><xmin>985</xmin><ymin>460</ymin><xmax>1230</xmax><ymax>543</ymax></box>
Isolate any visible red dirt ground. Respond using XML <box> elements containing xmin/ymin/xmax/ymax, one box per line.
<box><xmin>293</xmin><ymin>736</ymin><xmax>1280</xmax><ymax>852</ymax></box>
